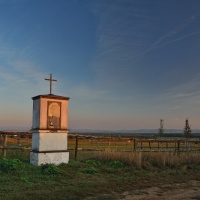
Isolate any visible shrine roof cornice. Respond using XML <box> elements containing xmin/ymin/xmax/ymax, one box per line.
<box><xmin>32</xmin><ymin>94</ymin><xmax>70</xmax><ymax>100</ymax></box>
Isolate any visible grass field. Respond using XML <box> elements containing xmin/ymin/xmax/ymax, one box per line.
<box><xmin>1</xmin><ymin>135</ymin><xmax>200</xmax><ymax>199</ymax></box>
<box><xmin>0</xmin><ymin>149</ymin><xmax>200</xmax><ymax>200</ymax></box>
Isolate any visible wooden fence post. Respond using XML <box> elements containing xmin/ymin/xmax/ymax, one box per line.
<box><xmin>177</xmin><ymin>140</ymin><xmax>180</xmax><ymax>152</ymax></box>
<box><xmin>3</xmin><ymin>134</ymin><xmax>7</xmax><ymax>157</ymax></box>
<box><xmin>133</xmin><ymin>139</ymin><xmax>136</xmax><ymax>151</ymax></box>
<box><xmin>75</xmin><ymin>136</ymin><xmax>78</xmax><ymax>160</ymax></box>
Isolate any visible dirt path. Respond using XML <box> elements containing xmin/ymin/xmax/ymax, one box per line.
<box><xmin>121</xmin><ymin>180</ymin><xmax>200</xmax><ymax>200</ymax></box>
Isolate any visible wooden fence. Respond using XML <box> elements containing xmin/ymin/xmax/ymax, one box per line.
<box><xmin>132</xmin><ymin>139</ymin><xmax>200</xmax><ymax>152</ymax></box>
<box><xmin>0</xmin><ymin>131</ymin><xmax>200</xmax><ymax>159</ymax></box>
<box><xmin>0</xmin><ymin>131</ymin><xmax>31</xmax><ymax>157</ymax></box>
<box><xmin>71</xmin><ymin>136</ymin><xmax>200</xmax><ymax>159</ymax></box>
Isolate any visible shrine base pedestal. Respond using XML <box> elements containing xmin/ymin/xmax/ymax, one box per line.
<box><xmin>30</xmin><ymin>151</ymin><xmax>69</xmax><ymax>166</ymax></box>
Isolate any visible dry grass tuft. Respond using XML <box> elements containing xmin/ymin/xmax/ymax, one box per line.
<box><xmin>95</xmin><ymin>150</ymin><xmax>200</xmax><ymax>169</ymax></box>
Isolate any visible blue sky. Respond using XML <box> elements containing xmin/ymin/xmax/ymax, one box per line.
<box><xmin>0</xmin><ymin>0</ymin><xmax>200</xmax><ymax>130</ymax></box>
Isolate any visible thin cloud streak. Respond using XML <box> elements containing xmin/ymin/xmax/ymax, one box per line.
<box><xmin>155</xmin><ymin>30</ymin><xmax>200</xmax><ymax>49</ymax></box>
<box><xmin>92</xmin><ymin>1</ymin><xmax>200</xmax><ymax>100</ymax></box>
<box><xmin>163</xmin><ymin>74</ymin><xmax>200</xmax><ymax>100</ymax></box>
<box><xmin>137</xmin><ymin>12</ymin><xmax>200</xmax><ymax>60</ymax></box>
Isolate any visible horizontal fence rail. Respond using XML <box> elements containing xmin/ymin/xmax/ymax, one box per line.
<box><xmin>132</xmin><ymin>139</ymin><xmax>200</xmax><ymax>152</ymax></box>
<box><xmin>0</xmin><ymin>131</ymin><xmax>200</xmax><ymax>159</ymax></box>
<box><xmin>0</xmin><ymin>131</ymin><xmax>31</xmax><ymax>157</ymax></box>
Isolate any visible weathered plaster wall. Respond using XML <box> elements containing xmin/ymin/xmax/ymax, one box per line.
<box><xmin>32</xmin><ymin>132</ymin><xmax>68</xmax><ymax>151</ymax></box>
<box><xmin>30</xmin><ymin>152</ymin><xmax>69</xmax><ymax>166</ymax></box>
<box><xmin>61</xmin><ymin>100</ymin><xmax>68</xmax><ymax>129</ymax></box>
<box><xmin>32</xmin><ymin>99</ymin><xmax>40</xmax><ymax>129</ymax></box>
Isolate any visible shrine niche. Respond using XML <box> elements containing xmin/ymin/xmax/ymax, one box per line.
<box><xmin>48</xmin><ymin>102</ymin><xmax>61</xmax><ymax>129</ymax></box>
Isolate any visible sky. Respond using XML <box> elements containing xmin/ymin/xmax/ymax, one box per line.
<box><xmin>0</xmin><ymin>0</ymin><xmax>200</xmax><ymax>130</ymax></box>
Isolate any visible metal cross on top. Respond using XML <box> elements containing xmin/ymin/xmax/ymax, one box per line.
<box><xmin>45</xmin><ymin>73</ymin><xmax>57</xmax><ymax>95</ymax></box>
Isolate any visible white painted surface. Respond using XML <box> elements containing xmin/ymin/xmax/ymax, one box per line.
<box><xmin>30</xmin><ymin>152</ymin><xmax>69</xmax><ymax>166</ymax></box>
<box><xmin>32</xmin><ymin>132</ymin><xmax>68</xmax><ymax>151</ymax></box>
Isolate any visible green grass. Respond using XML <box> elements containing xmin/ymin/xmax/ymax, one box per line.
<box><xmin>0</xmin><ymin>150</ymin><xmax>200</xmax><ymax>199</ymax></box>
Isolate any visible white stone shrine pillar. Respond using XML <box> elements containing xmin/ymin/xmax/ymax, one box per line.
<box><xmin>30</xmin><ymin>94</ymin><xmax>70</xmax><ymax>166</ymax></box>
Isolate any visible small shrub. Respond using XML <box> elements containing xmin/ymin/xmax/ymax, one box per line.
<box><xmin>40</xmin><ymin>164</ymin><xmax>62</xmax><ymax>175</ymax></box>
<box><xmin>66</xmin><ymin>160</ymin><xmax>81</xmax><ymax>168</ymax></box>
<box><xmin>108</xmin><ymin>160</ymin><xmax>125</xmax><ymax>168</ymax></box>
<box><xmin>0</xmin><ymin>158</ymin><xmax>22</xmax><ymax>173</ymax></box>
<box><xmin>104</xmin><ymin>167</ymin><xmax>116</xmax><ymax>174</ymax></box>
<box><xmin>82</xmin><ymin>167</ymin><xmax>98</xmax><ymax>174</ymax></box>
<box><xmin>86</xmin><ymin>159</ymin><xmax>103</xmax><ymax>166</ymax></box>
<box><xmin>20</xmin><ymin>176</ymin><xmax>29</xmax><ymax>183</ymax></box>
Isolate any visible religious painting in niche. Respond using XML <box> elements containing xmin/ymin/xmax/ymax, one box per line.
<box><xmin>48</xmin><ymin>102</ymin><xmax>61</xmax><ymax>129</ymax></box>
